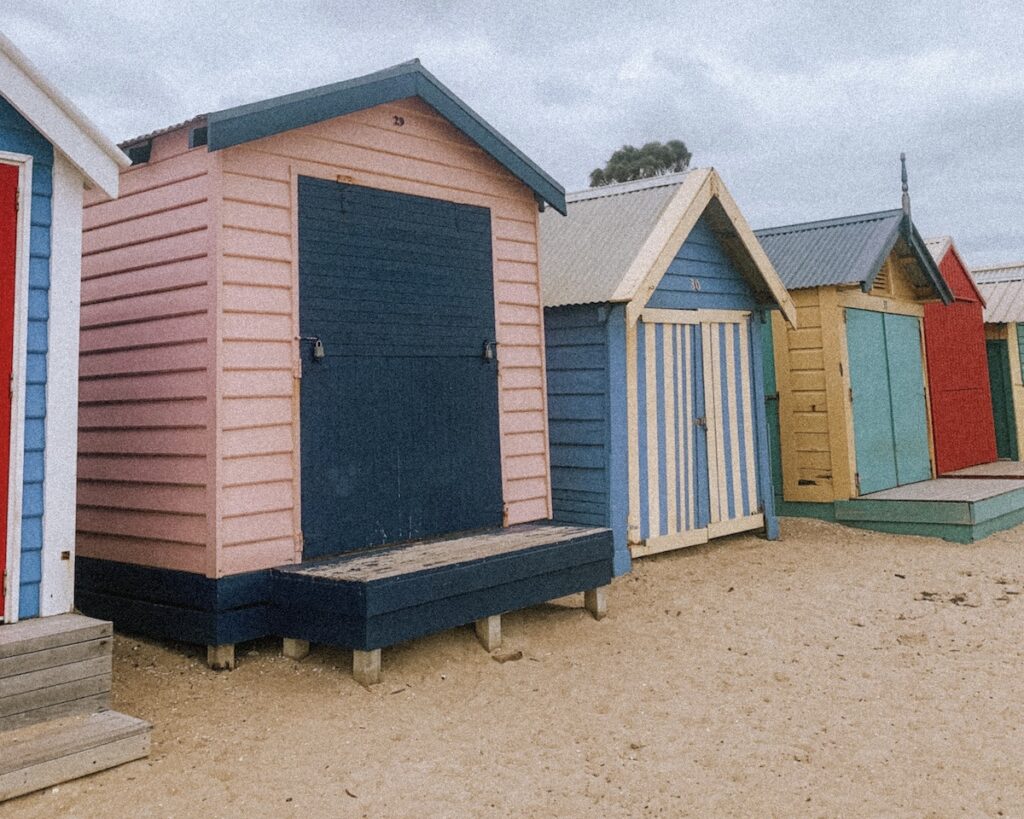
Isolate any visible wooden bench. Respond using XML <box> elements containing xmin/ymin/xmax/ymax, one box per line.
<box><xmin>273</xmin><ymin>523</ymin><xmax>614</xmax><ymax>684</ymax></box>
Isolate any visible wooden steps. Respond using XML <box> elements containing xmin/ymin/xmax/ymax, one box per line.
<box><xmin>0</xmin><ymin>614</ymin><xmax>151</xmax><ymax>802</ymax></box>
<box><xmin>0</xmin><ymin>711</ymin><xmax>150</xmax><ymax>802</ymax></box>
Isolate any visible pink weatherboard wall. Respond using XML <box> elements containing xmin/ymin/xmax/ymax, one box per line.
<box><xmin>78</xmin><ymin>97</ymin><xmax>553</xmax><ymax>579</ymax></box>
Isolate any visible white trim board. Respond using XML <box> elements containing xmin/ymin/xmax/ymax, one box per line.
<box><xmin>1</xmin><ymin>151</ymin><xmax>33</xmax><ymax>623</ymax></box>
<box><xmin>39</xmin><ymin>152</ymin><xmax>82</xmax><ymax>616</ymax></box>
<box><xmin>0</xmin><ymin>32</ymin><xmax>128</xmax><ymax>197</ymax></box>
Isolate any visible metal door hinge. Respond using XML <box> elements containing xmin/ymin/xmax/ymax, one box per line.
<box><xmin>854</xmin><ymin>473</ymin><xmax>861</xmax><ymax>494</ymax></box>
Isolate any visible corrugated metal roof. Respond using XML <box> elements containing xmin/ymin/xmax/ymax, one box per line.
<box><xmin>974</xmin><ymin>261</ymin><xmax>1024</xmax><ymax>282</ymax></box>
<box><xmin>540</xmin><ymin>172</ymin><xmax>693</xmax><ymax>307</ymax></box>
<box><xmin>974</xmin><ymin>262</ymin><xmax>1024</xmax><ymax>323</ymax></box>
<box><xmin>120</xmin><ymin>115</ymin><xmax>207</xmax><ymax>149</ymax></box>
<box><xmin>754</xmin><ymin>209</ymin><xmax>905</xmax><ymax>289</ymax></box>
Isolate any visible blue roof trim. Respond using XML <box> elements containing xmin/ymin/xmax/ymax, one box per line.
<box><xmin>206</xmin><ymin>60</ymin><xmax>567</xmax><ymax>214</ymax></box>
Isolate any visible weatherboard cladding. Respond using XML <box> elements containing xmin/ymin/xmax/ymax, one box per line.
<box><xmin>540</xmin><ymin>173</ymin><xmax>687</xmax><ymax>308</ymax></box>
<box><xmin>754</xmin><ymin>209</ymin><xmax>906</xmax><ymax>290</ymax></box>
<box><xmin>922</xmin><ymin>237</ymin><xmax>996</xmax><ymax>474</ymax></box>
<box><xmin>925</xmin><ymin>236</ymin><xmax>983</xmax><ymax>304</ymax></box>
<box><xmin>0</xmin><ymin>96</ymin><xmax>52</xmax><ymax>619</ymax></box>
<box><xmin>976</xmin><ymin>265</ymin><xmax>1024</xmax><ymax>324</ymax></box>
<box><xmin>78</xmin><ymin>91</ymin><xmax>553</xmax><ymax>581</ymax></box>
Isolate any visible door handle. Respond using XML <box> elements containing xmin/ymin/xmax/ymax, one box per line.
<box><xmin>482</xmin><ymin>340</ymin><xmax>498</xmax><ymax>362</ymax></box>
<box><xmin>694</xmin><ymin>416</ymin><xmax>707</xmax><ymax>429</ymax></box>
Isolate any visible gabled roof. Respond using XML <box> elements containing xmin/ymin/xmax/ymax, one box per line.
<box><xmin>755</xmin><ymin>209</ymin><xmax>953</xmax><ymax>303</ymax></box>
<box><xmin>925</xmin><ymin>235</ymin><xmax>985</xmax><ymax>304</ymax></box>
<box><xmin>540</xmin><ymin>169</ymin><xmax>797</xmax><ymax>326</ymax></box>
<box><xmin>202</xmin><ymin>60</ymin><xmax>566</xmax><ymax>214</ymax></box>
<box><xmin>974</xmin><ymin>262</ymin><xmax>1024</xmax><ymax>323</ymax></box>
<box><xmin>0</xmin><ymin>33</ymin><xmax>128</xmax><ymax>197</ymax></box>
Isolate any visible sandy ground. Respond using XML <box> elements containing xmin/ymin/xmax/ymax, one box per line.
<box><xmin>8</xmin><ymin>517</ymin><xmax>1024</xmax><ymax>817</ymax></box>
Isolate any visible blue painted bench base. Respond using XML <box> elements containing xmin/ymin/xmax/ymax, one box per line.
<box><xmin>74</xmin><ymin>524</ymin><xmax>614</xmax><ymax>654</ymax></box>
<box><xmin>274</xmin><ymin>526</ymin><xmax>613</xmax><ymax>652</ymax></box>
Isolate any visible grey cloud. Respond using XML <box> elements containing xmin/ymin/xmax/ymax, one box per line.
<box><xmin>2</xmin><ymin>1</ymin><xmax>1021</xmax><ymax>263</ymax></box>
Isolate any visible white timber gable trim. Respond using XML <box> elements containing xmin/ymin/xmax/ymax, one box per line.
<box><xmin>39</xmin><ymin>152</ymin><xmax>83</xmax><ymax>616</ymax></box>
<box><xmin>2</xmin><ymin>151</ymin><xmax>33</xmax><ymax>623</ymax></box>
<box><xmin>0</xmin><ymin>32</ymin><xmax>128</xmax><ymax>198</ymax></box>
<box><xmin>620</xmin><ymin>168</ymin><xmax>798</xmax><ymax>329</ymax></box>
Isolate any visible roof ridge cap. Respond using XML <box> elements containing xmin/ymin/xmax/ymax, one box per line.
<box><xmin>566</xmin><ymin>169</ymin><xmax>702</xmax><ymax>203</ymax></box>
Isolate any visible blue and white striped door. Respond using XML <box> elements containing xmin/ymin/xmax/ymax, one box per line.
<box><xmin>636</xmin><ymin>319</ymin><xmax>710</xmax><ymax>551</ymax></box>
<box><xmin>634</xmin><ymin>313</ymin><xmax>763</xmax><ymax>555</ymax></box>
<box><xmin>703</xmin><ymin>319</ymin><xmax>761</xmax><ymax>537</ymax></box>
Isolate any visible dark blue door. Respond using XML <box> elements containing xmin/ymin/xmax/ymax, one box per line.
<box><xmin>298</xmin><ymin>178</ymin><xmax>504</xmax><ymax>559</ymax></box>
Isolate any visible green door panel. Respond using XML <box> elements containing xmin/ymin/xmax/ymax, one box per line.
<box><xmin>987</xmin><ymin>339</ymin><xmax>1018</xmax><ymax>459</ymax></box>
<box><xmin>847</xmin><ymin>309</ymin><xmax>898</xmax><ymax>493</ymax></box>
<box><xmin>883</xmin><ymin>312</ymin><xmax>932</xmax><ymax>485</ymax></box>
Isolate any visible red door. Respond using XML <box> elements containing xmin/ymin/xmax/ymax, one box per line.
<box><xmin>0</xmin><ymin>163</ymin><xmax>18</xmax><ymax>618</ymax></box>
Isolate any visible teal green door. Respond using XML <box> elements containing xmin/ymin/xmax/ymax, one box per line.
<box><xmin>846</xmin><ymin>309</ymin><xmax>932</xmax><ymax>494</ymax></box>
<box><xmin>987</xmin><ymin>339</ymin><xmax>1018</xmax><ymax>459</ymax></box>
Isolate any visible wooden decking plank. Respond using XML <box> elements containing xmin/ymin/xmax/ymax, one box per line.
<box><xmin>287</xmin><ymin>524</ymin><xmax>606</xmax><ymax>582</ymax></box>
<box><xmin>0</xmin><ymin>676</ymin><xmax>111</xmax><ymax>720</ymax></box>
<box><xmin>860</xmin><ymin>478</ymin><xmax>1024</xmax><ymax>503</ymax></box>
<box><xmin>4</xmin><ymin>656</ymin><xmax>111</xmax><ymax>699</ymax></box>
<box><xmin>0</xmin><ymin>616</ymin><xmax>112</xmax><ymax>660</ymax></box>
<box><xmin>0</xmin><ymin>694</ymin><xmax>111</xmax><ymax>733</ymax></box>
<box><xmin>948</xmin><ymin>460</ymin><xmax>1024</xmax><ymax>479</ymax></box>
<box><xmin>0</xmin><ymin>711</ymin><xmax>150</xmax><ymax>775</ymax></box>
<box><xmin>0</xmin><ymin>733</ymin><xmax>149</xmax><ymax>802</ymax></box>
<box><xmin>0</xmin><ymin>712</ymin><xmax>150</xmax><ymax>801</ymax></box>
<box><xmin>0</xmin><ymin>638</ymin><xmax>111</xmax><ymax>680</ymax></box>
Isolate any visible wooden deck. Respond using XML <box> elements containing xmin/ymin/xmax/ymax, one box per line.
<box><xmin>0</xmin><ymin>614</ymin><xmax>151</xmax><ymax>801</ymax></box>
<box><xmin>859</xmin><ymin>478</ymin><xmax>1024</xmax><ymax>502</ymax></box>
<box><xmin>274</xmin><ymin>523</ymin><xmax>614</xmax><ymax>681</ymax></box>
<box><xmin>948</xmin><ymin>460</ymin><xmax>1024</xmax><ymax>479</ymax></box>
<box><xmin>831</xmin><ymin>477</ymin><xmax>1024</xmax><ymax>543</ymax></box>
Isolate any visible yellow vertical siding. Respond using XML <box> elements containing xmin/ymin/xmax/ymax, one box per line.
<box><xmin>771</xmin><ymin>247</ymin><xmax>937</xmax><ymax>504</ymax></box>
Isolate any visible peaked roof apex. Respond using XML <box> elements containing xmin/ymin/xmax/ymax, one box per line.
<box><xmin>204</xmin><ymin>59</ymin><xmax>566</xmax><ymax>213</ymax></box>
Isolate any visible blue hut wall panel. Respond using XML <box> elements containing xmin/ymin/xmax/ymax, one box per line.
<box><xmin>545</xmin><ymin>303</ymin><xmax>629</xmax><ymax>573</ymax></box>
<box><xmin>545</xmin><ymin>212</ymin><xmax>778</xmax><ymax>574</ymax></box>
<box><xmin>647</xmin><ymin>215</ymin><xmax>759</xmax><ymax>312</ymax></box>
<box><xmin>0</xmin><ymin>96</ymin><xmax>52</xmax><ymax>620</ymax></box>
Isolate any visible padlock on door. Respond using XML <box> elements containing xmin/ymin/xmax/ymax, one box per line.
<box><xmin>312</xmin><ymin>337</ymin><xmax>326</xmax><ymax>361</ymax></box>
<box><xmin>299</xmin><ymin>335</ymin><xmax>325</xmax><ymax>362</ymax></box>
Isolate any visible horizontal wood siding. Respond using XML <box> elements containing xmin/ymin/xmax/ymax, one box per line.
<box><xmin>646</xmin><ymin>213</ymin><xmax>758</xmax><ymax>312</ymax></box>
<box><xmin>78</xmin><ymin>128</ymin><xmax>214</xmax><ymax>575</ymax></box>
<box><xmin>212</xmin><ymin>96</ymin><xmax>551</xmax><ymax>574</ymax></box>
<box><xmin>771</xmin><ymin>287</ymin><xmax>837</xmax><ymax>502</ymax></box>
<box><xmin>544</xmin><ymin>305</ymin><xmax>610</xmax><ymax>529</ymax></box>
<box><xmin>0</xmin><ymin>97</ymin><xmax>54</xmax><ymax>618</ymax></box>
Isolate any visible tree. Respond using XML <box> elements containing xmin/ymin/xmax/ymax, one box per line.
<box><xmin>589</xmin><ymin>140</ymin><xmax>692</xmax><ymax>187</ymax></box>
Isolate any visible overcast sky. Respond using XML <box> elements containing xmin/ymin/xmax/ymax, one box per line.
<box><xmin>5</xmin><ymin>2</ymin><xmax>1021</xmax><ymax>265</ymax></box>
